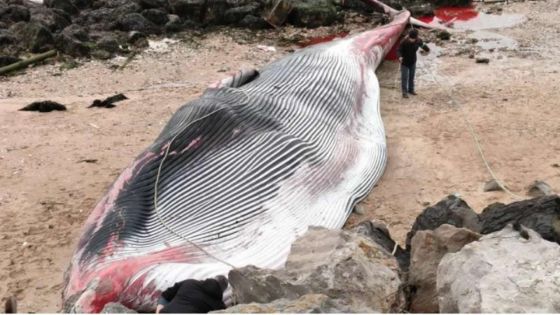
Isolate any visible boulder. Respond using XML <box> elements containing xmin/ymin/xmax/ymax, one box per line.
<box><xmin>169</xmin><ymin>0</ymin><xmax>206</xmax><ymax>22</ymax></box>
<box><xmin>44</xmin><ymin>0</ymin><xmax>79</xmax><ymax>15</ymax></box>
<box><xmin>10</xmin><ymin>21</ymin><xmax>55</xmax><ymax>53</ymax></box>
<box><xmin>223</xmin><ymin>4</ymin><xmax>260</xmax><ymax>25</ymax></box>
<box><xmin>405</xmin><ymin>195</ymin><xmax>481</xmax><ymax>250</ymax></box>
<box><xmin>215</xmin><ymin>294</ymin><xmax>340</xmax><ymax>313</ymax></box>
<box><xmin>141</xmin><ymin>8</ymin><xmax>168</xmax><ymax>25</ymax></box>
<box><xmin>353</xmin><ymin>220</ymin><xmax>409</xmax><ymax>271</ymax></box>
<box><xmin>288</xmin><ymin>0</ymin><xmax>339</xmax><ymax>28</ymax></box>
<box><xmin>238</xmin><ymin>14</ymin><xmax>268</xmax><ymax>29</ymax></box>
<box><xmin>70</xmin><ymin>0</ymin><xmax>92</xmax><ymax>10</ymax></box>
<box><xmin>0</xmin><ymin>5</ymin><xmax>31</xmax><ymax>23</ymax></box>
<box><xmin>437</xmin><ymin>224</ymin><xmax>560</xmax><ymax>312</ymax></box>
<box><xmin>408</xmin><ymin>224</ymin><xmax>480</xmax><ymax>313</ymax></box>
<box><xmin>116</xmin><ymin>13</ymin><xmax>158</xmax><ymax>33</ymax></box>
<box><xmin>136</xmin><ymin>0</ymin><xmax>167</xmax><ymax>9</ymax></box>
<box><xmin>55</xmin><ymin>24</ymin><xmax>90</xmax><ymax>56</ymax></box>
<box><xmin>0</xmin><ymin>30</ymin><xmax>17</xmax><ymax>46</ymax></box>
<box><xmin>95</xmin><ymin>33</ymin><xmax>120</xmax><ymax>53</ymax></box>
<box><xmin>229</xmin><ymin>227</ymin><xmax>403</xmax><ymax>313</ymax></box>
<box><xmin>29</xmin><ymin>6</ymin><xmax>72</xmax><ymax>32</ymax></box>
<box><xmin>80</xmin><ymin>2</ymin><xmax>142</xmax><ymax>31</ymax></box>
<box><xmin>479</xmin><ymin>195</ymin><xmax>560</xmax><ymax>244</ymax></box>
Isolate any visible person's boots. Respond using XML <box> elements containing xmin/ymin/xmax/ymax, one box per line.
<box><xmin>402</xmin><ymin>93</ymin><xmax>408</xmax><ymax>98</ymax></box>
<box><xmin>408</xmin><ymin>90</ymin><xmax>417</xmax><ymax>95</ymax></box>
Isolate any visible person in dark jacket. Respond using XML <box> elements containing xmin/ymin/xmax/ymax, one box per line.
<box><xmin>156</xmin><ymin>275</ymin><xmax>228</xmax><ymax>314</ymax></box>
<box><xmin>398</xmin><ymin>28</ymin><xmax>430</xmax><ymax>98</ymax></box>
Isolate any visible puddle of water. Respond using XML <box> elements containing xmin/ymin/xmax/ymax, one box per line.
<box><xmin>469</xmin><ymin>30</ymin><xmax>518</xmax><ymax>50</ymax></box>
<box><xmin>297</xmin><ymin>32</ymin><xmax>349</xmax><ymax>48</ymax></box>
<box><xmin>419</xmin><ymin>6</ymin><xmax>525</xmax><ymax>30</ymax></box>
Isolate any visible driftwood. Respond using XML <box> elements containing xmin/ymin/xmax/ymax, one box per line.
<box><xmin>0</xmin><ymin>50</ymin><xmax>57</xmax><ymax>76</ymax></box>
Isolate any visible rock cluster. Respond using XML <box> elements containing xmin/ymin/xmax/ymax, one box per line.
<box><xmin>96</xmin><ymin>195</ymin><xmax>560</xmax><ymax>313</ymax></box>
<box><xmin>0</xmin><ymin>0</ymin><xmax>383</xmax><ymax>61</ymax></box>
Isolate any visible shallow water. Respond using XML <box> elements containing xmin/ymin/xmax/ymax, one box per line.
<box><xmin>419</xmin><ymin>6</ymin><xmax>526</xmax><ymax>30</ymax></box>
<box><xmin>469</xmin><ymin>30</ymin><xmax>518</xmax><ymax>50</ymax></box>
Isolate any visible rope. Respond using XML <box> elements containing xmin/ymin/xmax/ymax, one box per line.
<box><xmin>152</xmin><ymin>87</ymin><xmax>251</xmax><ymax>269</ymax></box>
<box><xmin>415</xmin><ymin>57</ymin><xmax>523</xmax><ymax>199</ymax></box>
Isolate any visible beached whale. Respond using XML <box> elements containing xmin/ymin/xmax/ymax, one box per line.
<box><xmin>63</xmin><ymin>10</ymin><xmax>410</xmax><ymax>312</ymax></box>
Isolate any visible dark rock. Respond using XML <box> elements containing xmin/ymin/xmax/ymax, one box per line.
<box><xmin>527</xmin><ymin>180</ymin><xmax>553</xmax><ymax>197</ymax></box>
<box><xmin>238</xmin><ymin>14</ymin><xmax>268</xmax><ymax>29</ymax></box>
<box><xmin>223</xmin><ymin>4</ymin><xmax>260</xmax><ymax>25</ymax></box>
<box><xmin>55</xmin><ymin>24</ymin><xmax>90</xmax><ymax>56</ymax></box>
<box><xmin>56</xmin><ymin>24</ymin><xmax>91</xmax><ymax>57</ymax></box>
<box><xmin>62</xmin><ymin>23</ymin><xmax>89</xmax><ymax>41</ymax></box>
<box><xmin>408</xmin><ymin>224</ymin><xmax>480</xmax><ymax>313</ymax></box>
<box><xmin>0</xmin><ymin>56</ymin><xmax>21</xmax><ymax>67</ymax></box>
<box><xmin>169</xmin><ymin>0</ymin><xmax>206</xmax><ymax>22</ymax></box>
<box><xmin>201</xmin><ymin>0</ymin><xmax>228</xmax><ymax>24</ymax></box>
<box><xmin>136</xmin><ymin>0</ymin><xmax>167</xmax><ymax>9</ymax></box>
<box><xmin>70</xmin><ymin>0</ymin><xmax>92</xmax><ymax>9</ymax></box>
<box><xmin>88</xmin><ymin>93</ymin><xmax>127</xmax><ymax>108</ymax></box>
<box><xmin>141</xmin><ymin>8</ymin><xmax>168</xmax><ymax>25</ymax></box>
<box><xmin>0</xmin><ymin>5</ymin><xmax>31</xmax><ymax>23</ymax></box>
<box><xmin>20</xmin><ymin>101</ymin><xmax>67</xmax><ymax>112</ymax></box>
<box><xmin>96</xmin><ymin>33</ymin><xmax>120</xmax><ymax>53</ymax></box>
<box><xmin>44</xmin><ymin>0</ymin><xmax>79</xmax><ymax>15</ymax></box>
<box><xmin>10</xmin><ymin>21</ymin><xmax>55</xmax><ymax>53</ymax></box>
<box><xmin>406</xmin><ymin>195</ymin><xmax>481</xmax><ymax>250</ymax></box>
<box><xmin>117</xmin><ymin>13</ymin><xmax>158</xmax><ymax>33</ymax></box>
<box><xmin>100</xmin><ymin>302</ymin><xmax>136</xmax><ymax>313</ymax></box>
<box><xmin>164</xmin><ymin>14</ymin><xmax>182</xmax><ymax>32</ymax></box>
<box><xmin>288</xmin><ymin>0</ymin><xmax>338</xmax><ymax>28</ymax></box>
<box><xmin>81</xmin><ymin>2</ymin><xmax>141</xmax><ymax>31</ymax></box>
<box><xmin>479</xmin><ymin>195</ymin><xmax>560</xmax><ymax>245</ymax></box>
<box><xmin>29</xmin><ymin>6</ymin><xmax>72</xmax><ymax>32</ymax></box>
<box><xmin>339</xmin><ymin>0</ymin><xmax>375</xmax><ymax>14</ymax></box>
<box><xmin>229</xmin><ymin>227</ymin><xmax>403</xmax><ymax>312</ymax></box>
<box><xmin>0</xmin><ymin>30</ymin><xmax>17</xmax><ymax>46</ymax></box>
<box><xmin>407</xmin><ymin>3</ymin><xmax>434</xmax><ymax>17</ymax></box>
<box><xmin>353</xmin><ymin>220</ymin><xmax>410</xmax><ymax>271</ymax></box>
<box><xmin>436</xmin><ymin>30</ymin><xmax>451</xmax><ymax>40</ymax></box>
<box><xmin>475</xmin><ymin>57</ymin><xmax>490</xmax><ymax>63</ymax></box>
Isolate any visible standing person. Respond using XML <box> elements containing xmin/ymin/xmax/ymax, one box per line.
<box><xmin>156</xmin><ymin>275</ymin><xmax>228</xmax><ymax>314</ymax></box>
<box><xmin>398</xmin><ymin>28</ymin><xmax>430</xmax><ymax>98</ymax></box>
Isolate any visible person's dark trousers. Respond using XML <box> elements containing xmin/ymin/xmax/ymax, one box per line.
<box><xmin>401</xmin><ymin>63</ymin><xmax>416</xmax><ymax>95</ymax></box>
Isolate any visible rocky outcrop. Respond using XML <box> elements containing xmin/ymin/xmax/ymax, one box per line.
<box><xmin>408</xmin><ymin>224</ymin><xmax>480</xmax><ymax>313</ymax></box>
<box><xmin>437</xmin><ymin>224</ymin><xmax>560</xmax><ymax>313</ymax></box>
<box><xmin>228</xmin><ymin>227</ymin><xmax>404</xmax><ymax>313</ymax></box>
<box><xmin>1</xmin><ymin>0</ymin><xmax>391</xmax><ymax>59</ymax></box>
